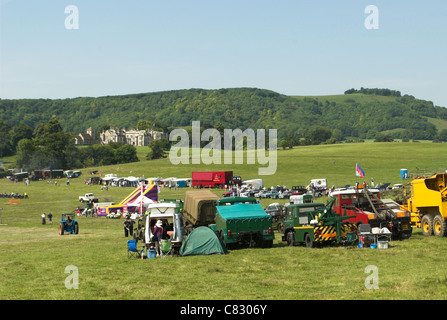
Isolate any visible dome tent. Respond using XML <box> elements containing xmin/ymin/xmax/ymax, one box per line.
<box><xmin>180</xmin><ymin>227</ymin><xmax>228</xmax><ymax>256</ymax></box>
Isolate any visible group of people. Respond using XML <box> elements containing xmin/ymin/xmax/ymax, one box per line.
<box><xmin>1</xmin><ymin>191</ymin><xmax>28</xmax><ymax>199</ymax></box>
<box><xmin>41</xmin><ymin>212</ymin><xmax>53</xmax><ymax>225</ymax></box>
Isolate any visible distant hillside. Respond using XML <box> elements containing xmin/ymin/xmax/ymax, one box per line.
<box><xmin>1</xmin><ymin>87</ymin><xmax>447</xmax><ymax>141</ymax></box>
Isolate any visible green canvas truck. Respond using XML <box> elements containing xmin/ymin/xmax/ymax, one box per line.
<box><xmin>214</xmin><ymin>197</ymin><xmax>274</xmax><ymax>248</ymax></box>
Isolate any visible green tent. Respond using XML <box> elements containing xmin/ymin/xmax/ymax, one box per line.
<box><xmin>180</xmin><ymin>226</ymin><xmax>228</xmax><ymax>256</ymax></box>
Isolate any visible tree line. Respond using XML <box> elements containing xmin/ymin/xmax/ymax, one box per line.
<box><xmin>2</xmin><ymin>87</ymin><xmax>447</xmax><ymax>167</ymax></box>
<box><xmin>9</xmin><ymin>119</ymin><xmax>139</xmax><ymax>170</ymax></box>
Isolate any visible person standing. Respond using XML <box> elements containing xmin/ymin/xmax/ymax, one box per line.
<box><xmin>124</xmin><ymin>216</ymin><xmax>134</xmax><ymax>237</ymax></box>
<box><xmin>41</xmin><ymin>212</ymin><xmax>46</xmax><ymax>225</ymax></box>
<box><xmin>47</xmin><ymin>212</ymin><xmax>53</xmax><ymax>224</ymax></box>
<box><xmin>152</xmin><ymin>220</ymin><xmax>163</xmax><ymax>256</ymax></box>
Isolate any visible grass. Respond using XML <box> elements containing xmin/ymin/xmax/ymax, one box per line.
<box><xmin>2</xmin><ymin>141</ymin><xmax>447</xmax><ymax>300</ymax></box>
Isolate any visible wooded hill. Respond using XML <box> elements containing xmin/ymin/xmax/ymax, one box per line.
<box><xmin>1</xmin><ymin>87</ymin><xmax>447</xmax><ymax>141</ymax></box>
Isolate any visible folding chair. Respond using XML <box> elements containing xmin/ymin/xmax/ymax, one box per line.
<box><xmin>160</xmin><ymin>239</ymin><xmax>172</xmax><ymax>258</ymax></box>
<box><xmin>127</xmin><ymin>240</ymin><xmax>145</xmax><ymax>259</ymax></box>
<box><xmin>358</xmin><ymin>224</ymin><xmax>375</xmax><ymax>246</ymax></box>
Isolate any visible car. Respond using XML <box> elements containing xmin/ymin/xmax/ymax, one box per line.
<box><xmin>222</xmin><ymin>190</ymin><xmax>238</xmax><ymax>197</ymax></box>
<box><xmin>261</xmin><ymin>190</ymin><xmax>281</xmax><ymax>199</ymax></box>
<box><xmin>264</xmin><ymin>203</ymin><xmax>285</xmax><ymax>221</ymax></box>
<box><xmin>278</xmin><ymin>190</ymin><xmax>292</xmax><ymax>199</ymax></box>
<box><xmin>254</xmin><ymin>190</ymin><xmax>268</xmax><ymax>198</ymax></box>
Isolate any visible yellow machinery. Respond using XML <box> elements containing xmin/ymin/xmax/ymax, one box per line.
<box><xmin>404</xmin><ymin>173</ymin><xmax>447</xmax><ymax>237</ymax></box>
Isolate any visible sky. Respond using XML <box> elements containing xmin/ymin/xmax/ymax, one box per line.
<box><xmin>1</xmin><ymin>0</ymin><xmax>447</xmax><ymax>107</ymax></box>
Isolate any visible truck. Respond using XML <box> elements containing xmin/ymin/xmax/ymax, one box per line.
<box><xmin>331</xmin><ymin>184</ymin><xmax>412</xmax><ymax>240</ymax></box>
<box><xmin>214</xmin><ymin>197</ymin><xmax>274</xmax><ymax>248</ymax></box>
<box><xmin>191</xmin><ymin>171</ymin><xmax>241</xmax><ymax>188</ymax></box>
<box><xmin>79</xmin><ymin>193</ymin><xmax>99</xmax><ymax>203</ymax></box>
<box><xmin>183</xmin><ymin>189</ymin><xmax>220</xmax><ymax>233</ymax></box>
<box><xmin>282</xmin><ymin>198</ymin><xmax>357</xmax><ymax>248</ymax></box>
<box><xmin>403</xmin><ymin>172</ymin><xmax>447</xmax><ymax>237</ymax></box>
<box><xmin>140</xmin><ymin>202</ymin><xmax>184</xmax><ymax>256</ymax></box>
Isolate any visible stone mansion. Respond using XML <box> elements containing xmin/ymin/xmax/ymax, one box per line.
<box><xmin>74</xmin><ymin>127</ymin><xmax>168</xmax><ymax>147</ymax></box>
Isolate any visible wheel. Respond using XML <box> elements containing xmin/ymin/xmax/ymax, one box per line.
<box><xmin>74</xmin><ymin>222</ymin><xmax>79</xmax><ymax>234</ymax></box>
<box><xmin>305</xmin><ymin>233</ymin><xmax>314</xmax><ymax>248</ymax></box>
<box><xmin>58</xmin><ymin>223</ymin><xmax>64</xmax><ymax>235</ymax></box>
<box><xmin>287</xmin><ymin>231</ymin><xmax>295</xmax><ymax>246</ymax></box>
<box><xmin>433</xmin><ymin>214</ymin><xmax>447</xmax><ymax>237</ymax></box>
<box><xmin>421</xmin><ymin>214</ymin><xmax>434</xmax><ymax>236</ymax></box>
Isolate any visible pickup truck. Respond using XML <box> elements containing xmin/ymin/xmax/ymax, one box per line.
<box><xmin>79</xmin><ymin>193</ymin><xmax>99</xmax><ymax>203</ymax></box>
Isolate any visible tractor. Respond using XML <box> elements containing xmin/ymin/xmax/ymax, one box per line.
<box><xmin>58</xmin><ymin>213</ymin><xmax>79</xmax><ymax>235</ymax></box>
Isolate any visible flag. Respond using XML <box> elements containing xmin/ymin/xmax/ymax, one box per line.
<box><xmin>356</xmin><ymin>163</ymin><xmax>365</xmax><ymax>178</ymax></box>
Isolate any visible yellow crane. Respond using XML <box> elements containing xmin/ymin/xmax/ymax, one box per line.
<box><xmin>404</xmin><ymin>173</ymin><xmax>447</xmax><ymax>237</ymax></box>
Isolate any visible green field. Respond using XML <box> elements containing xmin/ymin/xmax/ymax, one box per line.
<box><xmin>2</xmin><ymin>142</ymin><xmax>447</xmax><ymax>300</ymax></box>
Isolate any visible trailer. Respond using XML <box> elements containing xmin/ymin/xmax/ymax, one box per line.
<box><xmin>191</xmin><ymin>171</ymin><xmax>241</xmax><ymax>188</ymax></box>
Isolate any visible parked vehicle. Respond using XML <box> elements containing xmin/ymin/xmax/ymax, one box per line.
<box><xmin>282</xmin><ymin>198</ymin><xmax>357</xmax><ymax>248</ymax></box>
<box><xmin>278</xmin><ymin>190</ymin><xmax>292</xmax><ymax>199</ymax></box>
<box><xmin>79</xmin><ymin>193</ymin><xmax>99</xmax><ymax>203</ymax></box>
<box><xmin>214</xmin><ymin>197</ymin><xmax>274</xmax><ymax>248</ymax></box>
<box><xmin>264</xmin><ymin>203</ymin><xmax>285</xmax><ymax>221</ymax></box>
<box><xmin>191</xmin><ymin>171</ymin><xmax>241</xmax><ymax>188</ymax></box>
<box><xmin>261</xmin><ymin>190</ymin><xmax>281</xmax><ymax>199</ymax></box>
<box><xmin>289</xmin><ymin>194</ymin><xmax>313</xmax><ymax>204</ymax></box>
<box><xmin>291</xmin><ymin>186</ymin><xmax>307</xmax><ymax>195</ymax></box>
<box><xmin>331</xmin><ymin>184</ymin><xmax>412</xmax><ymax>240</ymax></box>
<box><xmin>183</xmin><ymin>190</ymin><xmax>220</xmax><ymax>233</ymax></box>
<box><xmin>142</xmin><ymin>202</ymin><xmax>184</xmax><ymax>256</ymax></box>
<box><xmin>403</xmin><ymin>172</ymin><xmax>447</xmax><ymax>237</ymax></box>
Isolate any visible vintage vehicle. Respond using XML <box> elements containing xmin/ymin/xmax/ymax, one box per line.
<box><xmin>289</xmin><ymin>194</ymin><xmax>313</xmax><ymax>204</ymax></box>
<box><xmin>278</xmin><ymin>190</ymin><xmax>292</xmax><ymax>199</ymax></box>
<box><xmin>282</xmin><ymin>198</ymin><xmax>357</xmax><ymax>248</ymax></box>
<box><xmin>261</xmin><ymin>190</ymin><xmax>281</xmax><ymax>199</ymax></box>
<box><xmin>183</xmin><ymin>190</ymin><xmax>220</xmax><ymax>233</ymax></box>
<box><xmin>58</xmin><ymin>213</ymin><xmax>79</xmax><ymax>235</ymax></box>
<box><xmin>403</xmin><ymin>173</ymin><xmax>447</xmax><ymax>237</ymax></box>
<box><xmin>264</xmin><ymin>203</ymin><xmax>285</xmax><ymax>221</ymax></box>
<box><xmin>79</xmin><ymin>193</ymin><xmax>98</xmax><ymax>203</ymax></box>
<box><xmin>331</xmin><ymin>184</ymin><xmax>412</xmax><ymax>240</ymax></box>
<box><xmin>191</xmin><ymin>171</ymin><xmax>241</xmax><ymax>188</ymax></box>
<box><xmin>142</xmin><ymin>202</ymin><xmax>184</xmax><ymax>256</ymax></box>
<box><xmin>214</xmin><ymin>197</ymin><xmax>274</xmax><ymax>248</ymax></box>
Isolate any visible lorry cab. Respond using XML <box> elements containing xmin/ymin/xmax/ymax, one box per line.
<box><xmin>144</xmin><ymin>202</ymin><xmax>184</xmax><ymax>255</ymax></box>
<box><xmin>282</xmin><ymin>203</ymin><xmax>326</xmax><ymax>244</ymax></box>
<box><xmin>331</xmin><ymin>187</ymin><xmax>412</xmax><ymax>240</ymax></box>
<box><xmin>330</xmin><ymin>188</ymin><xmax>380</xmax><ymax>225</ymax></box>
